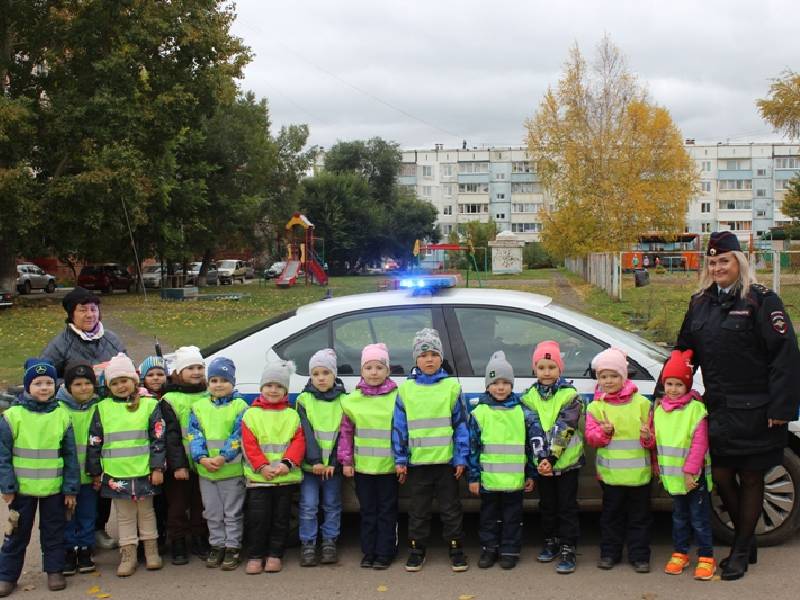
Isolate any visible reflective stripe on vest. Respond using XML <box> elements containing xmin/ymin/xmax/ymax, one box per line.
<box><xmin>241</xmin><ymin>407</ymin><xmax>302</xmax><ymax>485</ymax></box>
<box><xmin>4</xmin><ymin>405</ymin><xmax>71</xmax><ymax>497</ymax></box>
<box><xmin>96</xmin><ymin>397</ymin><xmax>158</xmax><ymax>479</ymax></box>
<box><xmin>471</xmin><ymin>403</ymin><xmax>527</xmax><ymax>492</ymax></box>
<box><xmin>587</xmin><ymin>393</ymin><xmax>652</xmax><ymax>486</ymax></box>
<box><xmin>340</xmin><ymin>389</ymin><xmax>397</xmax><ymax>474</ymax></box>
<box><xmin>399</xmin><ymin>378</ymin><xmax>460</xmax><ymax>466</ymax></box>
<box><xmin>521</xmin><ymin>386</ymin><xmax>584</xmax><ymax>472</ymax></box>
<box><xmin>654</xmin><ymin>400</ymin><xmax>713</xmax><ymax>495</ymax></box>
<box><xmin>163</xmin><ymin>390</ymin><xmax>209</xmax><ymax>470</ymax></box>
<box><xmin>60</xmin><ymin>400</ymin><xmax>98</xmax><ymax>485</ymax></box>
<box><xmin>296</xmin><ymin>391</ymin><xmax>343</xmax><ymax>471</ymax></box>
<box><xmin>192</xmin><ymin>397</ymin><xmax>248</xmax><ymax>481</ymax></box>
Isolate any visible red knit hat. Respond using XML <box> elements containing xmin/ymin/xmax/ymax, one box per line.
<box><xmin>661</xmin><ymin>349</ymin><xmax>694</xmax><ymax>388</ymax></box>
<box><xmin>532</xmin><ymin>340</ymin><xmax>564</xmax><ymax>373</ymax></box>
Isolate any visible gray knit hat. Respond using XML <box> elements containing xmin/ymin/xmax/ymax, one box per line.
<box><xmin>412</xmin><ymin>328</ymin><xmax>443</xmax><ymax>360</ymax></box>
<box><xmin>309</xmin><ymin>348</ymin><xmax>337</xmax><ymax>377</ymax></box>
<box><xmin>260</xmin><ymin>358</ymin><xmax>295</xmax><ymax>390</ymax></box>
<box><xmin>485</xmin><ymin>351</ymin><xmax>514</xmax><ymax>388</ymax></box>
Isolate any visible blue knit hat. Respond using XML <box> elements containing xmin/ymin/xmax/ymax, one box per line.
<box><xmin>208</xmin><ymin>356</ymin><xmax>236</xmax><ymax>385</ymax></box>
<box><xmin>139</xmin><ymin>356</ymin><xmax>167</xmax><ymax>378</ymax></box>
<box><xmin>23</xmin><ymin>358</ymin><xmax>57</xmax><ymax>392</ymax></box>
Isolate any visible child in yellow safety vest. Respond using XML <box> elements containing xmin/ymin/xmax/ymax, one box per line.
<box><xmin>522</xmin><ymin>340</ymin><xmax>584</xmax><ymax>574</ymax></box>
<box><xmin>86</xmin><ymin>353</ymin><xmax>165</xmax><ymax>578</ymax></box>
<box><xmin>297</xmin><ymin>349</ymin><xmax>347</xmax><ymax>567</ymax></box>
<box><xmin>241</xmin><ymin>359</ymin><xmax>305</xmax><ymax>575</ymax></box>
<box><xmin>467</xmin><ymin>351</ymin><xmax>536</xmax><ymax>571</ymax></box>
<box><xmin>0</xmin><ymin>358</ymin><xmax>79</xmax><ymax>596</ymax></box>
<box><xmin>187</xmin><ymin>357</ymin><xmax>248</xmax><ymax>571</ymax></box>
<box><xmin>338</xmin><ymin>343</ymin><xmax>399</xmax><ymax>570</ymax></box>
<box><xmin>643</xmin><ymin>349</ymin><xmax>716</xmax><ymax>581</ymax></box>
<box><xmin>585</xmin><ymin>347</ymin><xmax>653</xmax><ymax>573</ymax></box>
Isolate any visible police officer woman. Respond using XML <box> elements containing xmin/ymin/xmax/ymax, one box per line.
<box><xmin>675</xmin><ymin>231</ymin><xmax>800</xmax><ymax>580</ymax></box>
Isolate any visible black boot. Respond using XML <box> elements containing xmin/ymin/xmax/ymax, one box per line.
<box><xmin>721</xmin><ymin>539</ymin><xmax>750</xmax><ymax>581</ymax></box>
<box><xmin>171</xmin><ymin>537</ymin><xmax>189</xmax><ymax>566</ymax></box>
<box><xmin>191</xmin><ymin>534</ymin><xmax>210</xmax><ymax>559</ymax></box>
<box><xmin>720</xmin><ymin>535</ymin><xmax>757</xmax><ymax>569</ymax></box>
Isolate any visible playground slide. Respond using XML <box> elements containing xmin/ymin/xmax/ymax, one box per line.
<box><xmin>275</xmin><ymin>260</ymin><xmax>301</xmax><ymax>288</ymax></box>
<box><xmin>307</xmin><ymin>257</ymin><xmax>328</xmax><ymax>286</ymax></box>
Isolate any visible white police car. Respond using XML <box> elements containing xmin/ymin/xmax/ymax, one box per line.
<box><xmin>203</xmin><ymin>277</ymin><xmax>800</xmax><ymax>545</ymax></box>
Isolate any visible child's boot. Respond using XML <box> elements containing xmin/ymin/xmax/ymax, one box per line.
<box><xmin>46</xmin><ymin>573</ymin><xmax>66</xmax><ymax>591</ymax></box>
<box><xmin>300</xmin><ymin>542</ymin><xmax>317</xmax><ymax>567</ymax></box>
<box><xmin>537</xmin><ymin>538</ymin><xmax>559</xmax><ymax>563</ymax></box>
<box><xmin>264</xmin><ymin>557</ymin><xmax>282</xmax><ymax>573</ymax></box>
<box><xmin>555</xmin><ymin>544</ymin><xmax>577</xmax><ymax>574</ymax></box>
<box><xmin>191</xmin><ymin>534</ymin><xmax>210</xmax><ymax>560</ymax></box>
<box><xmin>664</xmin><ymin>552</ymin><xmax>690</xmax><ymax>575</ymax></box>
<box><xmin>143</xmin><ymin>539</ymin><xmax>163</xmax><ymax>570</ymax></box>
<box><xmin>320</xmin><ymin>539</ymin><xmax>338</xmax><ymax>565</ymax></box>
<box><xmin>76</xmin><ymin>547</ymin><xmax>95</xmax><ymax>573</ymax></box>
<box><xmin>478</xmin><ymin>549</ymin><xmax>497</xmax><ymax>569</ymax></box>
<box><xmin>117</xmin><ymin>545</ymin><xmax>138</xmax><ymax>577</ymax></box>
<box><xmin>206</xmin><ymin>546</ymin><xmax>224</xmax><ymax>568</ymax></box>
<box><xmin>449</xmin><ymin>540</ymin><xmax>468</xmax><ymax>572</ymax></box>
<box><xmin>245</xmin><ymin>558</ymin><xmax>263</xmax><ymax>575</ymax></box>
<box><xmin>694</xmin><ymin>557</ymin><xmax>716</xmax><ymax>581</ymax></box>
<box><xmin>221</xmin><ymin>547</ymin><xmax>241</xmax><ymax>571</ymax></box>
<box><xmin>171</xmin><ymin>537</ymin><xmax>189</xmax><ymax>565</ymax></box>
<box><xmin>498</xmin><ymin>554</ymin><xmax>518</xmax><ymax>570</ymax></box>
<box><xmin>0</xmin><ymin>581</ymin><xmax>14</xmax><ymax>597</ymax></box>
<box><xmin>63</xmin><ymin>548</ymin><xmax>77</xmax><ymax>576</ymax></box>
<box><xmin>405</xmin><ymin>540</ymin><xmax>426</xmax><ymax>572</ymax></box>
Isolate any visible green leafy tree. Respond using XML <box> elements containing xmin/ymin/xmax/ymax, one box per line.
<box><xmin>384</xmin><ymin>192</ymin><xmax>440</xmax><ymax>267</ymax></box>
<box><xmin>782</xmin><ymin>177</ymin><xmax>800</xmax><ymax>222</ymax></box>
<box><xmin>323</xmin><ymin>138</ymin><xmax>401</xmax><ymax>204</ymax></box>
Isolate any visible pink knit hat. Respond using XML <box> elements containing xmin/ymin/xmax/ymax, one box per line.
<box><xmin>361</xmin><ymin>343</ymin><xmax>390</xmax><ymax>368</ymax></box>
<box><xmin>104</xmin><ymin>353</ymin><xmax>139</xmax><ymax>384</ymax></box>
<box><xmin>591</xmin><ymin>347</ymin><xmax>628</xmax><ymax>380</ymax></box>
<box><xmin>532</xmin><ymin>340</ymin><xmax>564</xmax><ymax>372</ymax></box>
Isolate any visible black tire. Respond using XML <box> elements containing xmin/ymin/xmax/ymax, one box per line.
<box><xmin>45</xmin><ymin>280</ymin><xmax>55</xmax><ymax>294</ymax></box>
<box><xmin>103</xmin><ymin>282</ymin><xmax>113</xmax><ymax>294</ymax></box>
<box><xmin>22</xmin><ymin>281</ymin><xmax>31</xmax><ymax>295</ymax></box>
<box><xmin>711</xmin><ymin>448</ymin><xmax>800</xmax><ymax>546</ymax></box>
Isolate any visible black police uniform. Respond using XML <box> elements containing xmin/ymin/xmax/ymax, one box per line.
<box><xmin>675</xmin><ymin>283</ymin><xmax>800</xmax><ymax>468</ymax></box>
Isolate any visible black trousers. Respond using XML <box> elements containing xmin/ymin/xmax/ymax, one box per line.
<box><xmin>0</xmin><ymin>494</ymin><xmax>65</xmax><ymax>582</ymax></box>
<box><xmin>244</xmin><ymin>485</ymin><xmax>297</xmax><ymax>559</ymax></box>
<box><xmin>599</xmin><ymin>482</ymin><xmax>651</xmax><ymax>563</ymax></box>
<box><xmin>479</xmin><ymin>490</ymin><xmax>524</xmax><ymax>556</ymax></box>
<box><xmin>537</xmin><ymin>468</ymin><xmax>580</xmax><ymax>546</ymax></box>
<box><xmin>406</xmin><ymin>464</ymin><xmax>463</xmax><ymax>546</ymax></box>
<box><xmin>96</xmin><ymin>496</ymin><xmax>111</xmax><ymax>531</ymax></box>
<box><xmin>354</xmin><ymin>473</ymin><xmax>397</xmax><ymax>560</ymax></box>
<box><xmin>165</xmin><ymin>470</ymin><xmax>206</xmax><ymax>541</ymax></box>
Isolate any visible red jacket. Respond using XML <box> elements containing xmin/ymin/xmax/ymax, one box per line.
<box><xmin>242</xmin><ymin>395</ymin><xmax>305</xmax><ymax>472</ymax></box>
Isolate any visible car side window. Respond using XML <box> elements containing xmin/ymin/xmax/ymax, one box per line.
<box><xmin>452</xmin><ymin>307</ymin><xmax>606</xmax><ymax>379</ymax></box>
<box><xmin>332</xmin><ymin>308</ymin><xmax>433</xmax><ymax>376</ymax></box>
<box><xmin>275</xmin><ymin>325</ymin><xmax>330</xmax><ymax>377</ymax></box>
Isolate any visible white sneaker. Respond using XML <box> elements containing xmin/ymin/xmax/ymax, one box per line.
<box><xmin>95</xmin><ymin>530</ymin><xmax>119</xmax><ymax>550</ymax></box>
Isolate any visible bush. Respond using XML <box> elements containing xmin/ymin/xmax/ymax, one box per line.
<box><xmin>523</xmin><ymin>242</ymin><xmax>555</xmax><ymax>269</ymax></box>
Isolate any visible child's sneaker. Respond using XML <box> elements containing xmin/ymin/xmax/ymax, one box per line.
<box><xmin>478</xmin><ymin>549</ymin><xmax>497</xmax><ymax>569</ymax></box>
<box><xmin>694</xmin><ymin>557</ymin><xmax>717</xmax><ymax>581</ymax></box>
<box><xmin>300</xmin><ymin>542</ymin><xmax>317</xmax><ymax>567</ymax></box>
<box><xmin>320</xmin><ymin>540</ymin><xmax>337</xmax><ymax>564</ymax></box>
<box><xmin>360</xmin><ymin>554</ymin><xmax>375</xmax><ymax>568</ymax></box>
<box><xmin>537</xmin><ymin>538</ymin><xmax>560</xmax><ymax>563</ymax></box>
<box><xmin>373</xmin><ymin>556</ymin><xmax>392</xmax><ymax>570</ymax></box>
<box><xmin>221</xmin><ymin>547</ymin><xmax>241</xmax><ymax>571</ymax></box>
<box><xmin>405</xmin><ymin>550</ymin><xmax>426</xmax><ymax>572</ymax></box>
<box><xmin>664</xmin><ymin>552</ymin><xmax>690</xmax><ymax>575</ymax></box>
<box><xmin>63</xmin><ymin>548</ymin><xmax>78</xmax><ymax>576</ymax></box>
<box><xmin>555</xmin><ymin>545</ymin><xmax>576</xmax><ymax>574</ymax></box>
<box><xmin>245</xmin><ymin>558</ymin><xmax>263</xmax><ymax>575</ymax></box>
<box><xmin>498</xmin><ymin>554</ymin><xmax>517</xmax><ymax>570</ymax></box>
<box><xmin>77</xmin><ymin>547</ymin><xmax>96</xmax><ymax>573</ymax></box>
<box><xmin>206</xmin><ymin>546</ymin><xmax>224</xmax><ymax>568</ymax></box>
<box><xmin>449</xmin><ymin>541</ymin><xmax>468</xmax><ymax>572</ymax></box>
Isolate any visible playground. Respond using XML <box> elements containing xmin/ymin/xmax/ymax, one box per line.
<box><xmin>273</xmin><ymin>212</ymin><xmax>328</xmax><ymax>288</ymax></box>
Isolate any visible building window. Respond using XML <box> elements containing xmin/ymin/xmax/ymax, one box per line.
<box><xmin>776</xmin><ymin>179</ymin><xmax>792</xmax><ymax>190</ymax></box>
<box><xmin>511</xmin><ymin>182</ymin><xmax>540</xmax><ymax>193</ymax></box>
<box><xmin>441</xmin><ymin>163</ymin><xmax>455</xmax><ymax>177</ymax></box>
<box><xmin>458</xmin><ymin>183</ymin><xmax>489</xmax><ymax>193</ymax></box>
<box><xmin>756</xmin><ymin>209</ymin><xmax>767</xmax><ymax>217</ymax></box>
<box><xmin>511</xmin><ymin>222</ymin><xmax>542</xmax><ymax>233</ymax></box>
<box><xmin>700</xmin><ymin>181</ymin><xmax>712</xmax><ymax>192</ymax></box>
<box><xmin>719</xmin><ymin>200</ymin><xmax>752</xmax><ymax>210</ymax></box>
<box><xmin>439</xmin><ymin>224</ymin><xmax>452</xmax><ymax>235</ymax></box>
<box><xmin>701</xmin><ymin>202</ymin><xmax>711</xmax><ymax>213</ymax></box>
<box><xmin>512</xmin><ymin>203</ymin><xmax>542</xmax><ymax>213</ymax></box>
<box><xmin>756</xmin><ymin>168</ymin><xmax>767</xmax><ymax>177</ymax></box>
<box><xmin>496</xmin><ymin>213</ymin><xmax>505</xmax><ymax>220</ymax></box>
<box><xmin>459</xmin><ymin>204</ymin><xmax>488</xmax><ymax>214</ymax></box>
<box><xmin>458</xmin><ymin>162</ymin><xmax>489</xmax><ymax>174</ymax></box>
<box><xmin>756</xmin><ymin>188</ymin><xmax>766</xmax><ymax>197</ymax></box>
<box><xmin>719</xmin><ymin>179</ymin><xmax>752</xmax><ymax>191</ymax></box>
<box><xmin>495</xmin><ymin>172</ymin><xmax>506</xmax><ymax>180</ymax></box>
<box><xmin>422</xmin><ymin>186</ymin><xmax>432</xmax><ymax>197</ymax></box>
<box><xmin>443</xmin><ymin>205</ymin><xmax>452</xmax><ymax>215</ymax></box>
<box><xmin>511</xmin><ymin>161</ymin><xmax>533</xmax><ymax>173</ymax></box>
<box><xmin>724</xmin><ymin>159</ymin><xmax>750</xmax><ymax>170</ymax></box>
<box><xmin>441</xmin><ymin>183</ymin><xmax>453</xmax><ymax>197</ymax></box>
<box><xmin>496</xmin><ymin>193</ymin><xmax>505</xmax><ymax>200</ymax></box>
<box><xmin>701</xmin><ymin>161</ymin><xmax>712</xmax><ymax>172</ymax></box>
<box><xmin>775</xmin><ymin>157</ymin><xmax>800</xmax><ymax>169</ymax></box>
<box><xmin>701</xmin><ymin>222</ymin><xmax>711</xmax><ymax>233</ymax></box>
<box><xmin>422</xmin><ymin>165</ymin><xmax>433</xmax><ymax>178</ymax></box>
<box><xmin>723</xmin><ymin>221</ymin><xmax>751</xmax><ymax>231</ymax></box>
<box><xmin>400</xmin><ymin>164</ymin><xmax>416</xmax><ymax>177</ymax></box>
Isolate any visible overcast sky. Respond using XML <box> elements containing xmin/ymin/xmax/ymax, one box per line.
<box><xmin>230</xmin><ymin>0</ymin><xmax>799</xmax><ymax>151</ymax></box>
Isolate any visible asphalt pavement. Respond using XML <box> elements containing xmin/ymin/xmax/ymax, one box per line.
<box><xmin>1</xmin><ymin>503</ymin><xmax>798</xmax><ymax>600</ymax></box>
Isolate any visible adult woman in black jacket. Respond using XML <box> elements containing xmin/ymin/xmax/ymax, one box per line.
<box><xmin>675</xmin><ymin>231</ymin><xmax>800</xmax><ymax>580</ymax></box>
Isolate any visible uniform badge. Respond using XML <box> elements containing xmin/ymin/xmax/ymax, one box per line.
<box><xmin>709</xmin><ymin>248</ymin><xmax>717</xmax><ymax>256</ymax></box>
<box><xmin>771</xmin><ymin>311</ymin><xmax>788</xmax><ymax>335</ymax></box>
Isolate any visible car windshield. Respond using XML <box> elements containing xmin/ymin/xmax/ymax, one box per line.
<box><xmin>219</xmin><ymin>260</ymin><xmax>237</xmax><ymax>268</ymax></box>
<box><xmin>144</xmin><ymin>266</ymin><xmax>161</xmax><ymax>274</ymax></box>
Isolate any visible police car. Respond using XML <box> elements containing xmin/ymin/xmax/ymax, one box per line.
<box><xmin>203</xmin><ymin>276</ymin><xmax>800</xmax><ymax>545</ymax></box>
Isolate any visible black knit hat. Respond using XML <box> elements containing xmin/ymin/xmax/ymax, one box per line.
<box><xmin>61</xmin><ymin>287</ymin><xmax>100</xmax><ymax>322</ymax></box>
<box><xmin>706</xmin><ymin>231</ymin><xmax>741</xmax><ymax>257</ymax></box>
<box><xmin>64</xmin><ymin>361</ymin><xmax>97</xmax><ymax>390</ymax></box>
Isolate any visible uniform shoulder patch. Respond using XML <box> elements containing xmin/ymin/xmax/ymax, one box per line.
<box><xmin>751</xmin><ymin>283</ymin><xmax>772</xmax><ymax>296</ymax></box>
<box><xmin>770</xmin><ymin>311</ymin><xmax>788</xmax><ymax>335</ymax></box>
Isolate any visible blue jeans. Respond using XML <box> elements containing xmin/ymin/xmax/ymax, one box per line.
<box><xmin>0</xmin><ymin>493</ymin><xmax>65</xmax><ymax>582</ymax></box>
<box><xmin>65</xmin><ymin>484</ymin><xmax>98</xmax><ymax>549</ymax></box>
<box><xmin>671</xmin><ymin>481</ymin><xmax>714</xmax><ymax>558</ymax></box>
<box><xmin>299</xmin><ymin>472</ymin><xmax>343</xmax><ymax>544</ymax></box>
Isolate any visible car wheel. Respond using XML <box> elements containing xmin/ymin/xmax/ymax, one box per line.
<box><xmin>711</xmin><ymin>448</ymin><xmax>800</xmax><ymax>546</ymax></box>
<box><xmin>22</xmin><ymin>281</ymin><xmax>31</xmax><ymax>295</ymax></box>
<box><xmin>103</xmin><ymin>283</ymin><xmax>113</xmax><ymax>294</ymax></box>
<box><xmin>45</xmin><ymin>280</ymin><xmax>55</xmax><ymax>294</ymax></box>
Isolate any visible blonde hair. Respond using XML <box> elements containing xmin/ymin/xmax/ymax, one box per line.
<box><xmin>697</xmin><ymin>250</ymin><xmax>757</xmax><ymax>299</ymax></box>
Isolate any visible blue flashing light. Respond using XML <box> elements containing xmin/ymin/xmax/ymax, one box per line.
<box><xmin>397</xmin><ymin>275</ymin><xmax>458</xmax><ymax>293</ymax></box>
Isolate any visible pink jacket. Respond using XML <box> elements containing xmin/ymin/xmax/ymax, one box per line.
<box><xmin>585</xmin><ymin>380</ymin><xmax>651</xmax><ymax>449</ymax></box>
<box><xmin>645</xmin><ymin>390</ymin><xmax>708</xmax><ymax>476</ymax></box>
<box><xmin>337</xmin><ymin>378</ymin><xmax>398</xmax><ymax>467</ymax></box>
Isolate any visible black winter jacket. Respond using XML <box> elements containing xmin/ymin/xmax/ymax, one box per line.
<box><xmin>41</xmin><ymin>326</ymin><xmax>126</xmax><ymax>377</ymax></box>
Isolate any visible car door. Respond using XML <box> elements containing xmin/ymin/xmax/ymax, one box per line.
<box><xmin>33</xmin><ymin>266</ymin><xmax>46</xmax><ymax>288</ymax></box>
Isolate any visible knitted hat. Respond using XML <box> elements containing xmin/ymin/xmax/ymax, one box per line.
<box><xmin>23</xmin><ymin>358</ymin><xmax>57</xmax><ymax>392</ymax></box>
<box><xmin>485</xmin><ymin>351</ymin><xmax>514</xmax><ymax>388</ymax></box>
<box><xmin>139</xmin><ymin>356</ymin><xmax>167</xmax><ymax>378</ymax></box>
<box><xmin>208</xmin><ymin>356</ymin><xmax>236</xmax><ymax>385</ymax></box>
<box><xmin>64</xmin><ymin>361</ymin><xmax>97</xmax><ymax>390</ymax></box>
<box><xmin>591</xmin><ymin>347</ymin><xmax>628</xmax><ymax>380</ymax></box>
<box><xmin>532</xmin><ymin>340</ymin><xmax>564</xmax><ymax>373</ymax></box>
<box><xmin>706</xmin><ymin>231</ymin><xmax>741</xmax><ymax>257</ymax></box>
<box><xmin>661</xmin><ymin>349</ymin><xmax>694</xmax><ymax>388</ymax></box>
<box><xmin>309</xmin><ymin>348</ymin><xmax>338</xmax><ymax>377</ymax></box>
<box><xmin>104</xmin><ymin>353</ymin><xmax>139</xmax><ymax>384</ymax></box>
<box><xmin>173</xmin><ymin>346</ymin><xmax>205</xmax><ymax>375</ymax></box>
<box><xmin>61</xmin><ymin>287</ymin><xmax>100</xmax><ymax>323</ymax></box>
<box><xmin>412</xmin><ymin>328</ymin><xmax>443</xmax><ymax>360</ymax></box>
<box><xmin>260</xmin><ymin>359</ymin><xmax>295</xmax><ymax>390</ymax></box>
<box><xmin>361</xmin><ymin>343</ymin><xmax>390</xmax><ymax>368</ymax></box>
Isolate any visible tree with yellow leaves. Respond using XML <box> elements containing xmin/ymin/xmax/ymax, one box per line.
<box><xmin>525</xmin><ymin>36</ymin><xmax>697</xmax><ymax>259</ymax></box>
<box><xmin>757</xmin><ymin>70</ymin><xmax>800</xmax><ymax>140</ymax></box>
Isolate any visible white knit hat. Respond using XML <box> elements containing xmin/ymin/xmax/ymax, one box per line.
<box><xmin>173</xmin><ymin>346</ymin><xmax>205</xmax><ymax>375</ymax></box>
<box><xmin>104</xmin><ymin>353</ymin><xmax>139</xmax><ymax>384</ymax></box>
<box><xmin>309</xmin><ymin>348</ymin><xmax>338</xmax><ymax>377</ymax></box>
<box><xmin>260</xmin><ymin>359</ymin><xmax>296</xmax><ymax>390</ymax></box>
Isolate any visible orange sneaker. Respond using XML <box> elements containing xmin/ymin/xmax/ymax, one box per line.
<box><xmin>694</xmin><ymin>557</ymin><xmax>717</xmax><ymax>580</ymax></box>
<box><xmin>245</xmin><ymin>558</ymin><xmax>263</xmax><ymax>574</ymax></box>
<box><xmin>664</xmin><ymin>552</ymin><xmax>690</xmax><ymax>575</ymax></box>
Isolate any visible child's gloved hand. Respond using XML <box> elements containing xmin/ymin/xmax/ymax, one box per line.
<box><xmin>468</xmin><ymin>482</ymin><xmax>480</xmax><ymax>496</ymax></box>
<box><xmin>342</xmin><ymin>466</ymin><xmax>354</xmax><ymax>478</ymax></box>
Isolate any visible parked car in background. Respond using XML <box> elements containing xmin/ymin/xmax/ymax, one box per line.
<box><xmin>244</xmin><ymin>261</ymin><xmax>256</xmax><ymax>280</ymax></box>
<box><xmin>217</xmin><ymin>259</ymin><xmax>246</xmax><ymax>285</ymax></box>
<box><xmin>142</xmin><ymin>265</ymin><xmax>165</xmax><ymax>289</ymax></box>
<box><xmin>0</xmin><ymin>290</ymin><xmax>13</xmax><ymax>309</ymax></box>
<box><xmin>16</xmin><ymin>264</ymin><xmax>57</xmax><ymax>294</ymax></box>
<box><xmin>186</xmin><ymin>261</ymin><xmax>219</xmax><ymax>286</ymax></box>
<box><xmin>263</xmin><ymin>261</ymin><xmax>286</xmax><ymax>280</ymax></box>
<box><xmin>77</xmin><ymin>264</ymin><xmax>135</xmax><ymax>293</ymax></box>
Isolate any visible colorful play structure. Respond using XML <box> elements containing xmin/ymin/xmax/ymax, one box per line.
<box><xmin>275</xmin><ymin>213</ymin><xmax>328</xmax><ymax>288</ymax></box>
<box><xmin>412</xmin><ymin>240</ymin><xmax>485</xmax><ymax>287</ymax></box>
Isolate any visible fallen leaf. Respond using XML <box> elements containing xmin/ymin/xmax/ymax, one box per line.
<box><xmin>22</xmin><ymin>584</ymin><xmax>36</xmax><ymax>592</ymax></box>
<box><xmin>95</xmin><ymin>594</ymin><xmax>112</xmax><ymax>599</ymax></box>
<box><xmin>459</xmin><ymin>595</ymin><xmax>476</xmax><ymax>600</ymax></box>
<box><xmin>87</xmin><ymin>586</ymin><xmax>101</xmax><ymax>594</ymax></box>
<box><xmin>377</xmin><ymin>585</ymin><xmax>388</xmax><ymax>592</ymax></box>
<box><xmin>641</xmin><ymin>594</ymin><xmax>657</xmax><ymax>600</ymax></box>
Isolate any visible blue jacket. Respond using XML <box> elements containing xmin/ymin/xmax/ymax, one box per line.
<box><xmin>188</xmin><ymin>393</ymin><xmax>247</xmax><ymax>463</ymax></box>
<box><xmin>0</xmin><ymin>393</ymin><xmax>81</xmax><ymax>496</ymax></box>
<box><xmin>392</xmin><ymin>368</ymin><xmax>470</xmax><ymax>467</ymax></box>
<box><xmin>467</xmin><ymin>392</ymin><xmax>537</xmax><ymax>485</ymax></box>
